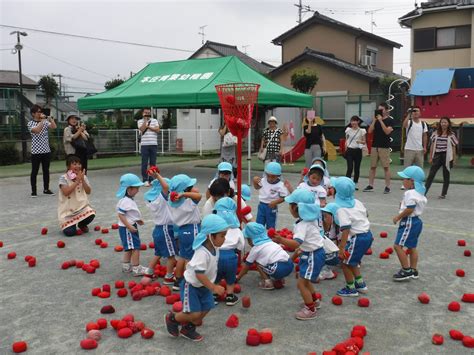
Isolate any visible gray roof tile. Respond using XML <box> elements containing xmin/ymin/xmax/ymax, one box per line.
<box><xmin>0</xmin><ymin>70</ymin><xmax>37</xmax><ymax>87</ymax></box>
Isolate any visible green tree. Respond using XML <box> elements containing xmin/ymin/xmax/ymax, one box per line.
<box><xmin>104</xmin><ymin>78</ymin><xmax>125</xmax><ymax>90</ymax></box>
<box><xmin>38</xmin><ymin>75</ymin><xmax>59</xmax><ymax>107</ymax></box>
<box><xmin>378</xmin><ymin>75</ymin><xmax>405</xmax><ymax>97</ymax></box>
<box><xmin>290</xmin><ymin>68</ymin><xmax>319</xmax><ymax>93</ymax></box>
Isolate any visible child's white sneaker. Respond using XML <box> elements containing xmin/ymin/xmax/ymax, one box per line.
<box><xmin>295</xmin><ymin>306</ymin><xmax>317</xmax><ymax>320</ymax></box>
<box><xmin>132</xmin><ymin>265</ymin><xmax>147</xmax><ymax>277</ymax></box>
<box><xmin>122</xmin><ymin>263</ymin><xmax>132</xmax><ymax>273</ymax></box>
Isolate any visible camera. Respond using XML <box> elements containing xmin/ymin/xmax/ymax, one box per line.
<box><xmin>374</xmin><ymin>109</ymin><xmax>383</xmax><ymax>117</ymax></box>
<box><xmin>42</xmin><ymin>108</ymin><xmax>51</xmax><ymax>117</ymax></box>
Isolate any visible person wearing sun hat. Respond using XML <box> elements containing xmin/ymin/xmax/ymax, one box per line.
<box><xmin>392</xmin><ymin>166</ymin><xmax>427</xmax><ymax>281</ymax></box>
<box><xmin>310</xmin><ymin>157</ymin><xmax>331</xmax><ymax>191</ymax></box>
<box><xmin>142</xmin><ymin>169</ymin><xmax>176</xmax><ymax>284</ymax></box>
<box><xmin>168</xmin><ymin>174</ymin><xmax>202</xmax><ymax>292</ymax></box>
<box><xmin>253</xmin><ymin>161</ymin><xmax>289</xmax><ymax>229</ymax></box>
<box><xmin>331</xmin><ymin>177</ymin><xmax>373</xmax><ymax>298</ymax></box>
<box><xmin>259</xmin><ymin>115</ymin><xmax>288</xmax><ymax>163</ymax></box>
<box><xmin>115</xmin><ymin>173</ymin><xmax>147</xmax><ymax>277</ymax></box>
<box><xmin>237</xmin><ymin>222</ymin><xmax>294</xmax><ymax>290</ymax></box>
<box><xmin>272</xmin><ymin>189</ymin><xmax>325</xmax><ymax>320</ymax></box>
<box><xmin>213</xmin><ymin>197</ymin><xmax>245</xmax><ymax>306</ymax></box>
<box><xmin>165</xmin><ymin>214</ymin><xmax>229</xmax><ymax>342</ymax></box>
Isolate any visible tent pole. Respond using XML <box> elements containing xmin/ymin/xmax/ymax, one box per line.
<box><xmin>248</xmin><ymin>127</ymin><xmax>251</xmax><ymax>185</ymax></box>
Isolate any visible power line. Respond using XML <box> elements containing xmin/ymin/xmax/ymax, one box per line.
<box><xmin>25</xmin><ymin>45</ymin><xmax>113</xmax><ymax>79</ymax></box>
<box><xmin>0</xmin><ymin>24</ymin><xmax>195</xmax><ymax>53</ymax></box>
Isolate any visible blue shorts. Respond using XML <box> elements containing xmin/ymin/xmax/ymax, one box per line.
<box><xmin>261</xmin><ymin>258</ymin><xmax>294</xmax><ymax>280</ymax></box>
<box><xmin>119</xmin><ymin>225</ymin><xmax>140</xmax><ymax>251</ymax></box>
<box><xmin>344</xmin><ymin>231</ymin><xmax>373</xmax><ymax>266</ymax></box>
<box><xmin>256</xmin><ymin>202</ymin><xmax>278</xmax><ymax>229</ymax></box>
<box><xmin>181</xmin><ymin>280</ymin><xmax>215</xmax><ymax>313</ymax></box>
<box><xmin>178</xmin><ymin>223</ymin><xmax>200</xmax><ymax>260</ymax></box>
<box><xmin>152</xmin><ymin>225</ymin><xmax>176</xmax><ymax>257</ymax></box>
<box><xmin>299</xmin><ymin>248</ymin><xmax>325</xmax><ymax>282</ymax></box>
<box><xmin>216</xmin><ymin>249</ymin><xmax>238</xmax><ymax>285</ymax></box>
<box><xmin>395</xmin><ymin>216</ymin><xmax>423</xmax><ymax>249</ymax></box>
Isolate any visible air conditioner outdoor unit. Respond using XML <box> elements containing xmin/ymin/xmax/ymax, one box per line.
<box><xmin>362</xmin><ymin>55</ymin><xmax>372</xmax><ymax>66</ymax></box>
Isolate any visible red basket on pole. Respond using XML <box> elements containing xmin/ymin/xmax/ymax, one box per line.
<box><xmin>215</xmin><ymin>83</ymin><xmax>260</xmax><ymax>220</ymax></box>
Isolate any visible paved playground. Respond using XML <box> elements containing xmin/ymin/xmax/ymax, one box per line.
<box><xmin>0</xmin><ymin>160</ymin><xmax>473</xmax><ymax>354</ymax></box>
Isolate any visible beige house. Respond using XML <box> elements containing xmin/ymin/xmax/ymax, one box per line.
<box><xmin>270</xmin><ymin>11</ymin><xmax>403</xmax><ymax>97</ymax></box>
<box><xmin>399</xmin><ymin>0</ymin><xmax>474</xmax><ymax>78</ymax></box>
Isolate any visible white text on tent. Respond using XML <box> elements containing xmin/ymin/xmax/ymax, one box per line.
<box><xmin>140</xmin><ymin>72</ymin><xmax>214</xmax><ymax>83</ymax></box>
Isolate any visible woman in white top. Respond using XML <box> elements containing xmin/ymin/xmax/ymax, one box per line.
<box><xmin>344</xmin><ymin>116</ymin><xmax>366</xmax><ymax>189</ymax></box>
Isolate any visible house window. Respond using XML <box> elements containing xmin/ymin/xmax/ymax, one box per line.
<box><xmin>414</xmin><ymin>26</ymin><xmax>471</xmax><ymax>52</ymax></box>
<box><xmin>366</xmin><ymin>48</ymin><xmax>377</xmax><ymax>66</ymax></box>
<box><xmin>211</xmin><ymin>108</ymin><xmax>219</xmax><ymax>115</ymax></box>
<box><xmin>200</xmin><ymin>108</ymin><xmax>206</xmax><ymax>113</ymax></box>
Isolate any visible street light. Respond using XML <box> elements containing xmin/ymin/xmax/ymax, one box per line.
<box><xmin>10</xmin><ymin>30</ymin><xmax>28</xmax><ymax>162</ymax></box>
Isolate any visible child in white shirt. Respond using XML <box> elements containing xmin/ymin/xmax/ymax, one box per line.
<box><xmin>332</xmin><ymin>177</ymin><xmax>373</xmax><ymax>298</ymax></box>
<box><xmin>213</xmin><ymin>197</ymin><xmax>245</xmax><ymax>306</ymax></box>
<box><xmin>165</xmin><ymin>214</ymin><xmax>229</xmax><ymax>342</ymax></box>
<box><xmin>169</xmin><ymin>174</ymin><xmax>202</xmax><ymax>291</ymax></box>
<box><xmin>253</xmin><ymin>162</ymin><xmax>289</xmax><ymax>229</ymax></box>
<box><xmin>392</xmin><ymin>166</ymin><xmax>427</xmax><ymax>281</ymax></box>
<box><xmin>237</xmin><ymin>222</ymin><xmax>294</xmax><ymax>290</ymax></box>
<box><xmin>274</xmin><ymin>189</ymin><xmax>325</xmax><ymax>320</ymax></box>
<box><xmin>116</xmin><ymin>173</ymin><xmax>146</xmax><ymax>277</ymax></box>
<box><xmin>143</xmin><ymin>170</ymin><xmax>176</xmax><ymax>284</ymax></box>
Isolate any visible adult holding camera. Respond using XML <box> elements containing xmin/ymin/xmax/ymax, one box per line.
<box><xmin>402</xmin><ymin>106</ymin><xmax>427</xmax><ymax>168</ymax></box>
<box><xmin>363</xmin><ymin>102</ymin><xmax>393</xmax><ymax>194</ymax></box>
<box><xmin>137</xmin><ymin>108</ymin><xmax>160</xmax><ymax>186</ymax></box>
<box><xmin>28</xmin><ymin>104</ymin><xmax>57</xmax><ymax>197</ymax></box>
<box><xmin>302</xmin><ymin>115</ymin><xmax>325</xmax><ymax>167</ymax></box>
<box><xmin>63</xmin><ymin>115</ymin><xmax>90</xmax><ymax>172</ymax></box>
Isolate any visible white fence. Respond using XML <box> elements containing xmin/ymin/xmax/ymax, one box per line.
<box><xmin>94</xmin><ymin>129</ymin><xmax>249</xmax><ymax>156</ymax></box>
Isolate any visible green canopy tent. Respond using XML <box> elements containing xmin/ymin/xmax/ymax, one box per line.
<box><xmin>77</xmin><ymin>56</ymin><xmax>312</xmax><ymax>110</ymax></box>
<box><xmin>77</xmin><ymin>56</ymin><xmax>313</xmax><ymax>185</ymax></box>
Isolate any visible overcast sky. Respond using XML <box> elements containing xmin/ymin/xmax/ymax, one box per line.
<box><xmin>1</xmin><ymin>0</ymin><xmax>415</xmax><ymax>98</ymax></box>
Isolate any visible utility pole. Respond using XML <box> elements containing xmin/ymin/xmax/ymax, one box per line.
<box><xmin>198</xmin><ymin>25</ymin><xmax>207</xmax><ymax>44</ymax></box>
<box><xmin>52</xmin><ymin>74</ymin><xmax>63</xmax><ymax>97</ymax></box>
<box><xmin>365</xmin><ymin>8</ymin><xmax>384</xmax><ymax>33</ymax></box>
<box><xmin>294</xmin><ymin>0</ymin><xmax>314</xmax><ymax>24</ymax></box>
<box><xmin>10</xmin><ymin>30</ymin><xmax>28</xmax><ymax>162</ymax></box>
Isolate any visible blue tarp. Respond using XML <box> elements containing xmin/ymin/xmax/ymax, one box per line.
<box><xmin>454</xmin><ymin>68</ymin><xmax>474</xmax><ymax>89</ymax></box>
<box><xmin>410</xmin><ymin>68</ymin><xmax>455</xmax><ymax>96</ymax></box>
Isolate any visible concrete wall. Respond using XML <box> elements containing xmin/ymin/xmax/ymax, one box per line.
<box><xmin>176</xmin><ymin>108</ymin><xmax>221</xmax><ymax>152</ymax></box>
<box><xmin>271</xmin><ymin>59</ymin><xmax>370</xmax><ymax>96</ymax></box>
<box><xmin>410</xmin><ymin>9</ymin><xmax>473</xmax><ymax>77</ymax></box>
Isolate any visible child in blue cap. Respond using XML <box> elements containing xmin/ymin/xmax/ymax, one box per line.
<box><xmin>213</xmin><ymin>197</ymin><xmax>245</xmax><ymax>306</ymax></box>
<box><xmin>290</xmin><ymin>164</ymin><xmax>327</xmax><ymax>207</ymax></box>
<box><xmin>253</xmin><ymin>162</ymin><xmax>289</xmax><ymax>229</ymax></box>
<box><xmin>116</xmin><ymin>173</ymin><xmax>147</xmax><ymax>276</ymax></box>
<box><xmin>237</xmin><ymin>222</ymin><xmax>294</xmax><ymax>290</ymax></box>
<box><xmin>143</xmin><ymin>170</ymin><xmax>176</xmax><ymax>284</ymax></box>
<box><xmin>311</xmin><ymin>157</ymin><xmax>331</xmax><ymax>191</ymax></box>
<box><xmin>331</xmin><ymin>177</ymin><xmax>373</xmax><ymax>297</ymax></box>
<box><xmin>165</xmin><ymin>214</ymin><xmax>228</xmax><ymax>342</ymax></box>
<box><xmin>392</xmin><ymin>166</ymin><xmax>427</xmax><ymax>281</ymax></box>
<box><xmin>205</xmin><ymin>162</ymin><xmax>235</xmax><ymax>200</ymax></box>
<box><xmin>168</xmin><ymin>174</ymin><xmax>202</xmax><ymax>291</ymax></box>
<box><xmin>273</xmin><ymin>189</ymin><xmax>325</xmax><ymax>320</ymax></box>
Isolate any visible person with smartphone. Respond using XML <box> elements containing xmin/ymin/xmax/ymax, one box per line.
<box><xmin>137</xmin><ymin>108</ymin><xmax>160</xmax><ymax>186</ymax></box>
<box><xmin>363</xmin><ymin>102</ymin><xmax>393</xmax><ymax>194</ymax></box>
<box><xmin>63</xmin><ymin>115</ymin><xmax>90</xmax><ymax>171</ymax></box>
<box><xmin>27</xmin><ymin>104</ymin><xmax>57</xmax><ymax>197</ymax></box>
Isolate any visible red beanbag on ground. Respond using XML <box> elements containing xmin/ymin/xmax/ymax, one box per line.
<box><xmin>379</xmin><ymin>252</ymin><xmax>389</xmax><ymax>259</ymax></box>
<box><xmin>432</xmin><ymin>334</ymin><xmax>444</xmax><ymax>345</ymax></box>
<box><xmin>456</xmin><ymin>269</ymin><xmax>466</xmax><ymax>277</ymax></box>
<box><xmin>418</xmin><ymin>292</ymin><xmax>430</xmax><ymax>304</ymax></box>
<box><xmin>358</xmin><ymin>298</ymin><xmax>370</xmax><ymax>307</ymax></box>
<box><xmin>118</xmin><ymin>328</ymin><xmax>133</xmax><ymax>338</ymax></box>
<box><xmin>80</xmin><ymin>338</ymin><xmax>97</xmax><ymax>350</ymax></box>
<box><xmin>246</xmin><ymin>334</ymin><xmax>260</xmax><ymax>346</ymax></box>
<box><xmin>12</xmin><ymin>341</ymin><xmax>27</xmax><ymax>353</ymax></box>
<box><xmin>463</xmin><ymin>336</ymin><xmax>474</xmax><ymax>348</ymax></box>
<box><xmin>461</xmin><ymin>293</ymin><xmax>474</xmax><ymax>303</ymax></box>
<box><xmin>225</xmin><ymin>314</ymin><xmax>239</xmax><ymax>328</ymax></box>
<box><xmin>141</xmin><ymin>328</ymin><xmax>154</xmax><ymax>339</ymax></box>
<box><xmin>448</xmin><ymin>301</ymin><xmax>461</xmax><ymax>312</ymax></box>
<box><xmin>449</xmin><ymin>329</ymin><xmax>464</xmax><ymax>340</ymax></box>
<box><xmin>332</xmin><ymin>296</ymin><xmax>343</xmax><ymax>305</ymax></box>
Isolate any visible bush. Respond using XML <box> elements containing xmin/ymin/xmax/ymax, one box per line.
<box><xmin>0</xmin><ymin>143</ymin><xmax>21</xmax><ymax>165</ymax></box>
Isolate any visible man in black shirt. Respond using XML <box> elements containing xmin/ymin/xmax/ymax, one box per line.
<box><xmin>363</xmin><ymin>102</ymin><xmax>394</xmax><ymax>194</ymax></box>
